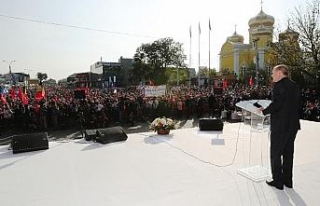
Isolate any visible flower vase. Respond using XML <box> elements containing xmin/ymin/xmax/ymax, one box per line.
<box><xmin>157</xmin><ymin>128</ymin><xmax>170</xmax><ymax>135</ymax></box>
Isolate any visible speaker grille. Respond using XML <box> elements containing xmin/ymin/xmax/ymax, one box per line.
<box><xmin>12</xmin><ymin>132</ymin><xmax>49</xmax><ymax>154</ymax></box>
<box><xmin>96</xmin><ymin>127</ymin><xmax>128</xmax><ymax>144</ymax></box>
<box><xmin>199</xmin><ymin>118</ymin><xmax>224</xmax><ymax>131</ymax></box>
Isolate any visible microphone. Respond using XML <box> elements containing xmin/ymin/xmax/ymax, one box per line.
<box><xmin>253</xmin><ymin>101</ymin><xmax>263</xmax><ymax>108</ymax></box>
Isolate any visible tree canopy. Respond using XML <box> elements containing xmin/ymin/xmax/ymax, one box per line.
<box><xmin>289</xmin><ymin>0</ymin><xmax>320</xmax><ymax>88</ymax></box>
<box><xmin>129</xmin><ymin>37</ymin><xmax>186</xmax><ymax>85</ymax></box>
<box><xmin>37</xmin><ymin>72</ymin><xmax>48</xmax><ymax>85</ymax></box>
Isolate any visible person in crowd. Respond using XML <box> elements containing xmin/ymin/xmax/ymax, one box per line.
<box><xmin>0</xmin><ymin>78</ymin><xmax>318</xmax><ymax>135</ymax></box>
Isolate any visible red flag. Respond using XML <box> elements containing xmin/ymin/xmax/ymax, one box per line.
<box><xmin>1</xmin><ymin>94</ymin><xmax>8</xmax><ymax>105</ymax></box>
<box><xmin>35</xmin><ymin>91</ymin><xmax>43</xmax><ymax>101</ymax></box>
<box><xmin>18</xmin><ymin>87</ymin><xmax>23</xmax><ymax>100</ymax></box>
<box><xmin>10</xmin><ymin>87</ymin><xmax>16</xmax><ymax>99</ymax></box>
<box><xmin>35</xmin><ymin>86</ymin><xmax>46</xmax><ymax>101</ymax></box>
<box><xmin>54</xmin><ymin>95</ymin><xmax>59</xmax><ymax>102</ymax></box>
<box><xmin>21</xmin><ymin>93</ymin><xmax>28</xmax><ymax>105</ymax></box>
<box><xmin>222</xmin><ymin>78</ymin><xmax>228</xmax><ymax>90</ymax></box>
<box><xmin>249</xmin><ymin>76</ymin><xmax>253</xmax><ymax>87</ymax></box>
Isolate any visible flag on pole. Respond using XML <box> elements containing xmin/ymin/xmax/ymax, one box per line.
<box><xmin>35</xmin><ymin>86</ymin><xmax>46</xmax><ymax>101</ymax></box>
<box><xmin>189</xmin><ymin>25</ymin><xmax>192</xmax><ymax>37</ymax></box>
<box><xmin>222</xmin><ymin>77</ymin><xmax>228</xmax><ymax>90</ymax></box>
<box><xmin>1</xmin><ymin>94</ymin><xmax>8</xmax><ymax>105</ymax></box>
<box><xmin>21</xmin><ymin>92</ymin><xmax>28</xmax><ymax>105</ymax></box>
<box><xmin>249</xmin><ymin>76</ymin><xmax>253</xmax><ymax>87</ymax></box>
<box><xmin>198</xmin><ymin>22</ymin><xmax>201</xmax><ymax>35</ymax></box>
<box><xmin>10</xmin><ymin>87</ymin><xmax>16</xmax><ymax>99</ymax></box>
<box><xmin>209</xmin><ymin>18</ymin><xmax>211</xmax><ymax>31</ymax></box>
<box><xmin>18</xmin><ymin>87</ymin><xmax>23</xmax><ymax>100</ymax></box>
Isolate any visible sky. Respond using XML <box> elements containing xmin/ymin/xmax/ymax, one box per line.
<box><xmin>0</xmin><ymin>0</ymin><xmax>307</xmax><ymax>80</ymax></box>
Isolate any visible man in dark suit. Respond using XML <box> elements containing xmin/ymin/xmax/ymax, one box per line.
<box><xmin>259</xmin><ymin>64</ymin><xmax>301</xmax><ymax>190</ymax></box>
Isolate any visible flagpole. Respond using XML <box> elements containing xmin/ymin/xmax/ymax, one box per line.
<box><xmin>189</xmin><ymin>25</ymin><xmax>192</xmax><ymax>68</ymax></box>
<box><xmin>209</xmin><ymin>19</ymin><xmax>211</xmax><ymax>73</ymax></box>
<box><xmin>198</xmin><ymin>22</ymin><xmax>201</xmax><ymax>86</ymax></box>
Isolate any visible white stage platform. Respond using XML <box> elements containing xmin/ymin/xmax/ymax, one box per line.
<box><xmin>0</xmin><ymin>120</ymin><xmax>319</xmax><ymax>206</ymax></box>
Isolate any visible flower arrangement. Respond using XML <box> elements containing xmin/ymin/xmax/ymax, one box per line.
<box><xmin>149</xmin><ymin>117</ymin><xmax>177</xmax><ymax>133</ymax></box>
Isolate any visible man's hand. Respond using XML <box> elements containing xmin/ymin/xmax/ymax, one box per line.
<box><xmin>257</xmin><ymin>107</ymin><xmax>264</xmax><ymax>113</ymax></box>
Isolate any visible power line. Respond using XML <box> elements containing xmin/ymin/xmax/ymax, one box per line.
<box><xmin>0</xmin><ymin>14</ymin><xmax>157</xmax><ymax>39</ymax></box>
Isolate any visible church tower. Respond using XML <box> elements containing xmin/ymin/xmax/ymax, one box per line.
<box><xmin>248</xmin><ymin>4</ymin><xmax>275</xmax><ymax>69</ymax></box>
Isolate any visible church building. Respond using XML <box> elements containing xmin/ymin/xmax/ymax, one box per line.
<box><xmin>219</xmin><ymin>7</ymin><xmax>275</xmax><ymax>78</ymax></box>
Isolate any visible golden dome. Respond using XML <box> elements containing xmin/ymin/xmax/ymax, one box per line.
<box><xmin>248</xmin><ymin>10</ymin><xmax>275</xmax><ymax>27</ymax></box>
<box><xmin>279</xmin><ymin>27</ymin><xmax>299</xmax><ymax>40</ymax></box>
<box><xmin>227</xmin><ymin>31</ymin><xmax>244</xmax><ymax>43</ymax></box>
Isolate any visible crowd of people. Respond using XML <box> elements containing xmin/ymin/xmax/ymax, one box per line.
<box><xmin>0</xmin><ymin>84</ymin><xmax>319</xmax><ymax>134</ymax></box>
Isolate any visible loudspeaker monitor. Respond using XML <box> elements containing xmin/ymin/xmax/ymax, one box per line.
<box><xmin>11</xmin><ymin>132</ymin><xmax>49</xmax><ymax>154</ymax></box>
<box><xmin>199</xmin><ymin>118</ymin><xmax>224</xmax><ymax>131</ymax></box>
<box><xmin>96</xmin><ymin>126</ymin><xmax>128</xmax><ymax>144</ymax></box>
<box><xmin>84</xmin><ymin>129</ymin><xmax>97</xmax><ymax>141</ymax></box>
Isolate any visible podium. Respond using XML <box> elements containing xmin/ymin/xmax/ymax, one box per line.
<box><xmin>236</xmin><ymin>100</ymin><xmax>272</xmax><ymax>182</ymax></box>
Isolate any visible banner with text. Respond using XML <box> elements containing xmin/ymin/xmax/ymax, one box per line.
<box><xmin>144</xmin><ymin>85</ymin><xmax>166</xmax><ymax>97</ymax></box>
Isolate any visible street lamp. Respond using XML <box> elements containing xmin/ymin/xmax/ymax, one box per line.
<box><xmin>2</xmin><ymin>60</ymin><xmax>16</xmax><ymax>74</ymax></box>
<box><xmin>24</xmin><ymin>68</ymin><xmax>33</xmax><ymax>76</ymax></box>
<box><xmin>176</xmin><ymin>66</ymin><xmax>179</xmax><ymax>86</ymax></box>
<box><xmin>2</xmin><ymin>60</ymin><xmax>16</xmax><ymax>85</ymax></box>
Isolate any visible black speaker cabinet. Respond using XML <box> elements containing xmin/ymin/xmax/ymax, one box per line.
<box><xmin>84</xmin><ymin>129</ymin><xmax>97</xmax><ymax>141</ymax></box>
<box><xmin>11</xmin><ymin>132</ymin><xmax>49</xmax><ymax>154</ymax></box>
<box><xmin>199</xmin><ymin>118</ymin><xmax>224</xmax><ymax>131</ymax></box>
<box><xmin>96</xmin><ymin>126</ymin><xmax>128</xmax><ymax>144</ymax></box>
<box><xmin>74</xmin><ymin>90</ymin><xmax>86</xmax><ymax>99</ymax></box>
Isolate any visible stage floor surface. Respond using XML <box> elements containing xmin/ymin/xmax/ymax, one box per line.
<box><xmin>0</xmin><ymin>120</ymin><xmax>319</xmax><ymax>206</ymax></box>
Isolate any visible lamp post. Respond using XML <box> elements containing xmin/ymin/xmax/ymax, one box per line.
<box><xmin>24</xmin><ymin>68</ymin><xmax>33</xmax><ymax>76</ymax></box>
<box><xmin>241</xmin><ymin>65</ymin><xmax>246</xmax><ymax>83</ymax></box>
<box><xmin>2</xmin><ymin>60</ymin><xmax>15</xmax><ymax>73</ymax></box>
<box><xmin>176</xmin><ymin>66</ymin><xmax>179</xmax><ymax>86</ymax></box>
<box><xmin>2</xmin><ymin>60</ymin><xmax>16</xmax><ymax>85</ymax></box>
<box><xmin>253</xmin><ymin>38</ymin><xmax>260</xmax><ymax>87</ymax></box>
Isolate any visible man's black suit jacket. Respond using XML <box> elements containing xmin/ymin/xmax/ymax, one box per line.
<box><xmin>262</xmin><ymin>77</ymin><xmax>301</xmax><ymax>132</ymax></box>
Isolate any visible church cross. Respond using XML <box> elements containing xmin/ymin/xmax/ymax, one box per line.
<box><xmin>260</xmin><ymin>0</ymin><xmax>264</xmax><ymax>11</ymax></box>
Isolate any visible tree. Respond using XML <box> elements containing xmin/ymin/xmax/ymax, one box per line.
<box><xmin>37</xmin><ymin>72</ymin><xmax>48</xmax><ymax>85</ymax></box>
<box><xmin>289</xmin><ymin>0</ymin><xmax>320</xmax><ymax>88</ymax></box>
<box><xmin>269</xmin><ymin>26</ymin><xmax>305</xmax><ymax>86</ymax></box>
<box><xmin>129</xmin><ymin>37</ymin><xmax>186</xmax><ymax>85</ymax></box>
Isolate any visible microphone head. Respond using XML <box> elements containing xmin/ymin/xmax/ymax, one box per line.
<box><xmin>253</xmin><ymin>102</ymin><xmax>262</xmax><ymax>108</ymax></box>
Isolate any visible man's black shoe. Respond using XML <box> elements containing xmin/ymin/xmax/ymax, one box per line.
<box><xmin>266</xmin><ymin>180</ymin><xmax>283</xmax><ymax>190</ymax></box>
<box><xmin>284</xmin><ymin>181</ymin><xmax>293</xmax><ymax>188</ymax></box>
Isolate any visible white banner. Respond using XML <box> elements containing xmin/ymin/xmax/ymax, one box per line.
<box><xmin>144</xmin><ymin>85</ymin><xmax>166</xmax><ymax>97</ymax></box>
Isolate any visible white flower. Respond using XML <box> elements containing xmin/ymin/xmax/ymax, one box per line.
<box><xmin>149</xmin><ymin>116</ymin><xmax>177</xmax><ymax>132</ymax></box>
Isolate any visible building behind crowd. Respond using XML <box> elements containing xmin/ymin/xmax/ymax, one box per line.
<box><xmin>66</xmin><ymin>72</ymin><xmax>101</xmax><ymax>89</ymax></box>
<box><xmin>89</xmin><ymin>57</ymin><xmax>133</xmax><ymax>88</ymax></box>
<box><xmin>64</xmin><ymin>57</ymin><xmax>134</xmax><ymax>89</ymax></box>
